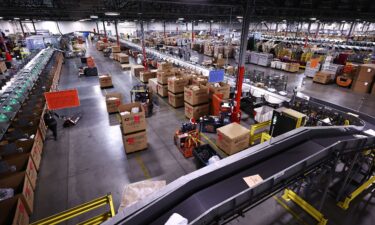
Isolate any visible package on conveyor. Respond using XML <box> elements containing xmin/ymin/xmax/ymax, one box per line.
<box><xmin>184</xmin><ymin>85</ymin><xmax>209</xmax><ymax>106</ymax></box>
<box><xmin>216</xmin><ymin>122</ymin><xmax>250</xmax><ymax>155</ymax></box>
<box><xmin>98</xmin><ymin>74</ymin><xmax>113</xmax><ymax>88</ymax></box>
<box><xmin>118</xmin><ymin>103</ymin><xmax>147</xmax><ymax>134</ymax></box>
<box><xmin>0</xmin><ymin>194</ymin><xmax>29</xmax><ymax>225</ymax></box>
<box><xmin>206</xmin><ymin>82</ymin><xmax>231</xmax><ymax>99</ymax></box>
<box><xmin>168</xmin><ymin>76</ymin><xmax>190</xmax><ymax>94</ymax></box>
<box><xmin>105</xmin><ymin>93</ymin><xmax>122</xmax><ymax>113</ymax></box>
<box><xmin>140</xmin><ymin>70</ymin><xmax>157</xmax><ymax>83</ymax></box>
<box><xmin>158</xmin><ymin>62</ymin><xmax>173</xmax><ymax>71</ymax></box>
<box><xmin>131</xmin><ymin>65</ymin><xmax>145</xmax><ymax>77</ymax></box>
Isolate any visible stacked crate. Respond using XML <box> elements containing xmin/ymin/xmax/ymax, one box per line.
<box><xmin>168</xmin><ymin>76</ymin><xmax>190</xmax><ymax>108</ymax></box>
<box><xmin>184</xmin><ymin>85</ymin><xmax>209</xmax><ymax>120</ymax></box>
<box><xmin>118</xmin><ymin>103</ymin><xmax>148</xmax><ymax>153</ymax></box>
<box><xmin>140</xmin><ymin>70</ymin><xmax>157</xmax><ymax>83</ymax></box>
<box><xmin>157</xmin><ymin>62</ymin><xmax>175</xmax><ymax>97</ymax></box>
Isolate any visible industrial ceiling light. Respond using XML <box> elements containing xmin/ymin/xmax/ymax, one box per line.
<box><xmin>236</xmin><ymin>16</ymin><xmax>243</xmax><ymax>19</ymax></box>
<box><xmin>341</xmin><ymin>20</ymin><xmax>346</xmax><ymax>23</ymax></box>
<box><xmin>90</xmin><ymin>15</ymin><xmax>98</xmax><ymax>19</ymax></box>
<box><xmin>178</xmin><ymin>18</ymin><xmax>184</xmax><ymax>20</ymax></box>
<box><xmin>282</xmin><ymin>19</ymin><xmax>286</xmax><ymax>22</ymax></box>
<box><xmin>25</xmin><ymin>18</ymin><xmax>30</xmax><ymax>21</ymax></box>
<box><xmin>105</xmin><ymin>12</ymin><xmax>120</xmax><ymax>16</ymax></box>
<box><xmin>0</xmin><ymin>17</ymin><xmax>3</xmax><ymax>19</ymax></box>
<box><xmin>14</xmin><ymin>17</ymin><xmax>20</xmax><ymax>20</ymax></box>
<box><xmin>198</xmin><ymin>19</ymin><xmax>202</xmax><ymax>22</ymax></box>
<box><xmin>310</xmin><ymin>17</ymin><xmax>316</xmax><ymax>21</ymax></box>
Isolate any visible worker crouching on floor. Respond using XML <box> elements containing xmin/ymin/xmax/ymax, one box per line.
<box><xmin>44</xmin><ymin>110</ymin><xmax>59</xmax><ymax>140</ymax></box>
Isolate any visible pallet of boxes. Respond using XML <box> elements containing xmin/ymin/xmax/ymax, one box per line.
<box><xmin>351</xmin><ymin>64</ymin><xmax>375</xmax><ymax>94</ymax></box>
<box><xmin>105</xmin><ymin>93</ymin><xmax>122</xmax><ymax>113</ymax></box>
<box><xmin>131</xmin><ymin>65</ymin><xmax>145</xmax><ymax>79</ymax></box>
<box><xmin>184</xmin><ymin>78</ymin><xmax>209</xmax><ymax>120</ymax></box>
<box><xmin>216</xmin><ymin>122</ymin><xmax>250</xmax><ymax>156</ymax></box>
<box><xmin>140</xmin><ymin>69</ymin><xmax>157</xmax><ymax>83</ymax></box>
<box><xmin>98</xmin><ymin>74</ymin><xmax>113</xmax><ymax>88</ymax></box>
<box><xmin>157</xmin><ymin>62</ymin><xmax>175</xmax><ymax>98</ymax></box>
<box><xmin>168</xmin><ymin>74</ymin><xmax>190</xmax><ymax>108</ymax></box>
<box><xmin>119</xmin><ymin>103</ymin><xmax>148</xmax><ymax>153</ymax></box>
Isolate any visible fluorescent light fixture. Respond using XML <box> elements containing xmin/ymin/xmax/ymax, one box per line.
<box><xmin>90</xmin><ymin>15</ymin><xmax>98</xmax><ymax>19</ymax></box>
<box><xmin>236</xmin><ymin>16</ymin><xmax>243</xmax><ymax>19</ymax></box>
<box><xmin>341</xmin><ymin>20</ymin><xmax>346</xmax><ymax>23</ymax></box>
<box><xmin>282</xmin><ymin>19</ymin><xmax>287</xmax><ymax>22</ymax></box>
<box><xmin>310</xmin><ymin>17</ymin><xmax>316</xmax><ymax>21</ymax></box>
<box><xmin>0</xmin><ymin>17</ymin><xmax>3</xmax><ymax>19</ymax></box>
<box><xmin>198</xmin><ymin>19</ymin><xmax>202</xmax><ymax>22</ymax></box>
<box><xmin>105</xmin><ymin>12</ymin><xmax>120</xmax><ymax>16</ymax></box>
<box><xmin>14</xmin><ymin>17</ymin><xmax>20</xmax><ymax>20</ymax></box>
<box><xmin>178</xmin><ymin>18</ymin><xmax>184</xmax><ymax>20</ymax></box>
<box><xmin>210</xmin><ymin>20</ymin><xmax>214</xmax><ymax>22</ymax></box>
<box><xmin>25</xmin><ymin>18</ymin><xmax>30</xmax><ymax>21</ymax></box>
<box><xmin>134</xmin><ymin>19</ymin><xmax>138</xmax><ymax>22</ymax></box>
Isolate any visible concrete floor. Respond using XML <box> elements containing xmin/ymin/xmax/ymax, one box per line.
<box><xmin>30</xmin><ymin>41</ymin><xmax>375</xmax><ymax>224</ymax></box>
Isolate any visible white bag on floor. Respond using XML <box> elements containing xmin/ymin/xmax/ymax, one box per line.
<box><xmin>165</xmin><ymin>213</ymin><xmax>188</xmax><ymax>225</ymax></box>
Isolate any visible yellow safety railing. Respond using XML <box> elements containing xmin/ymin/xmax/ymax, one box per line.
<box><xmin>249</xmin><ymin>120</ymin><xmax>271</xmax><ymax>145</ymax></box>
<box><xmin>30</xmin><ymin>194</ymin><xmax>115</xmax><ymax>225</ymax></box>
<box><xmin>260</xmin><ymin>132</ymin><xmax>272</xmax><ymax>143</ymax></box>
<box><xmin>337</xmin><ymin>175</ymin><xmax>375</xmax><ymax>210</ymax></box>
<box><xmin>282</xmin><ymin>189</ymin><xmax>328</xmax><ymax>225</ymax></box>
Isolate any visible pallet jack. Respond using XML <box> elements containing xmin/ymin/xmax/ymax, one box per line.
<box><xmin>174</xmin><ymin>119</ymin><xmax>201</xmax><ymax>158</ymax></box>
<box><xmin>130</xmin><ymin>84</ymin><xmax>153</xmax><ymax>117</ymax></box>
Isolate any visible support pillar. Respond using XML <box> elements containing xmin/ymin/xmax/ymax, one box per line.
<box><xmin>232</xmin><ymin>0</ymin><xmax>252</xmax><ymax>123</ymax></box>
<box><xmin>307</xmin><ymin>21</ymin><xmax>311</xmax><ymax>36</ymax></box>
<box><xmin>19</xmin><ymin>21</ymin><xmax>25</xmax><ymax>37</ymax></box>
<box><xmin>102</xmin><ymin>21</ymin><xmax>107</xmax><ymax>38</ymax></box>
<box><xmin>191</xmin><ymin>21</ymin><xmax>194</xmax><ymax>46</ymax></box>
<box><xmin>96</xmin><ymin>22</ymin><xmax>100</xmax><ymax>35</ymax></box>
<box><xmin>209</xmin><ymin>21</ymin><xmax>212</xmax><ymax>35</ymax></box>
<box><xmin>31</xmin><ymin>19</ymin><xmax>37</xmax><ymax>34</ymax></box>
<box><xmin>140</xmin><ymin>20</ymin><xmax>148</xmax><ymax>71</ymax></box>
<box><xmin>115</xmin><ymin>20</ymin><xmax>120</xmax><ymax>46</ymax></box>
<box><xmin>347</xmin><ymin>22</ymin><xmax>355</xmax><ymax>42</ymax></box>
<box><xmin>163</xmin><ymin>21</ymin><xmax>166</xmax><ymax>37</ymax></box>
<box><xmin>315</xmin><ymin>22</ymin><xmax>321</xmax><ymax>38</ymax></box>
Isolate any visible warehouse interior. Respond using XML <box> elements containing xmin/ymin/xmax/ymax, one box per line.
<box><xmin>0</xmin><ymin>1</ymin><xmax>375</xmax><ymax>225</ymax></box>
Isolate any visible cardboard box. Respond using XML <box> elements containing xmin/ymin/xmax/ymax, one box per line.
<box><xmin>157</xmin><ymin>71</ymin><xmax>175</xmax><ymax>85</ymax></box>
<box><xmin>184</xmin><ymin>103</ymin><xmax>209</xmax><ymax>120</ymax></box>
<box><xmin>157</xmin><ymin>84</ymin><xmax>168</xmax><ymax>97</ymax></box>
<box><xmin>99</xmin><ymin>74</ymin><xmax>113</xmax><ymax>88</ymax></box>
<box><xmin>352</xmin><ymin>80</ymin><xmax>372</xmax><ymax>94</ymax></box>
<box><xmin>123</xmin><ymin>131</ymin><xmax>148</xmax><ymax>153</ymax></box>
<box><xmin>191</xmin><ymin>75</ymin><xmax>208</xmax><ymax>86</ymax></box>
<box><xmin>168</xmin><ymin>76</ymin><xmax>189</xmax><ymax>94</ymax></box>
<box><xmin>0</xmin><ymin>154</ymin><xmax>38</xmax><ymax>190</ymax></box>
<box><xmin>313</xmin><ymin>71</ymin><xmax>333</xmax><ymax>84</ymax></box>
<box><xmin>105</xmin><ymin>93</ymin><xmax>122</xmax><ymax>113</ymax></box>
<box><xmin>226</xmin><ymin>66</ymin><xmax>234</xmax><ymax>76</ymax></box>
<box><xmin>158</xmin><ymin>62</ymin><xmax>173</xmax><ymax>71</ymax></box>
<box><xmin>184</xmin><ymin>85</ymin><xmax>209</xmax><ymax>106</ymax></box>
<box><xmin>216</xmin><ymin>123</ymin><xmax>250</xmax><ymax>155</ymax></box>
<box><xmin>371</xmin><ymin>83</ymin><xmax>375</xmax><ymax>95</ymax></box>
<box><xmin>118</xmin><ymin>103</ymin><xmax>147</xmax><ymax>134</ymax></box>
<box><xmin>131</xmin><ymin>65</ymin><xmax>145</xmax><ymax>77</ymax></box>
<box><xmin>118</xmin><ymin>54</ymin><xmax>129</xmax><ymax>64</ymax></box>
<box><xmin>30</xmin><ymin>132</ymin><xmax>43</xmax><ymax>171</ymax></box>
<box><xmin>0</xmin><ymin>195</ymin><xmax>29</xmax><ymax>225</ymax></box>
<box><xmin>0</xmin><ymin>172</ymin><xmax>34</xmax><ymax>215</ymax></box>
<box><xmin>140</xmin><ymin>71</ymin><xmax>157</xmax><ymax>83</ymax></box>
<box><xmin>148</xmin><ymin>78</ymin><xmax>158</xmax><ymax>94</ymax></box>
<box><xmin>356</xmin><ymin>64</ymin><xmax>375</xmax><ymax>83</ymax></box>
<box><xmin>111</xmin><ymin>46</ymin><xmax>121</xmax><ymax>53</ymax></box>
<box><xmin>207</xmin><ymin>82</ymin><xmax>231</xmax><ymax>99</ymax></box>
<box><xmin>168</xmin><ymin>92</ymin><xmax>184</xmax><ymax>108</ymax></box>
<box><xmin>0</xmin><ymin>61</ymin><xmax>7</xmax><ymax>74</ymax></box>
<box><xmin>216</xmin><ymin>58</ymin><xmax>225</xmax><ymax>67</ymax></box>
<box><xmin>121</xmin><ymin>64</ymin><xmax>131</xmax><ymax>71</ymax></box>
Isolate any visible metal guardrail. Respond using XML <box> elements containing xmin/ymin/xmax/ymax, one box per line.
<box><xmin>30</xmin><ymin>194</ymin><xmax>115</xmax><ymax>225</ymax></box>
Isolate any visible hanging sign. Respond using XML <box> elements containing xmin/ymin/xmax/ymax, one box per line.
<box><xmin>208</xmin><ymin>70</ymin><xmax>225</xmax><ymax>83</ymax></box>
<box><xmin>45</xmin><ymin>89</ymin><xmax>80</xmax><ymax>110</ymax></box>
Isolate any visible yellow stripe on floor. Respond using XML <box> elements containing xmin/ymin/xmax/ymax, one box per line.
<box><xmin>135</xmin><ymin>153</ymin><xmax>151</xmax><ymax>179</ymax></box>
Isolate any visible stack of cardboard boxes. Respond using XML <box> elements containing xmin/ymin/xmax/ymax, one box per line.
<box><xmin>168</xmin><ymin>76</ymin><xmax>189</xmax><ymax>108</ymax></box>
<box><xmin>0</xmin><ymin>61</ymin><xmax>7</xmax><ymax>74</ymax></box>
<box><xmin>140</xmin><ymin>70</ymin><xmax>157</xmax><ymax>83</ymax></box>
<box><xmin>157</xmin><ymin>62</ymin><xmax>175</xmax><ymax>97</ymax></box>
<box><xmin>105</xmin><ymin>93</ymin><xmax>122</xmax><ymax>113</ymax></box>
<box><xmin>111</xmin><ymin>46</ymin><xmax>121</xmax><ymax>53</ymax></box>
<box><xmin>98</xmin><ymin>74</ymin><xmax>113</xmax><ymax>88</ymax></box>
<box><xmin>131</xmin><ymin>65</ymin><xmax>145</xmax><ymax>78</ymax></box>
<box><xmin>313</xmin><ymin>71</ymin><xmax>335</xmax><ymax>84</ymax></box>
<box><xmin>119</xmin><ymin>103</ymin><xmax>148</xmax><ymax>153</ymax></box>
<box><xmin>184</xmin><ymin>85</ymin><xmax>209</xmax><ymax>120</ymax></box>
<box><xmin>206</xmin><ymin>82</ymin><xmax>231</xmax><ymax>100</ymax></box>
<box><xmin>352</xmin><ymin>64</ymin><xmax>375</xmax><ymax>94</ymax></box>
